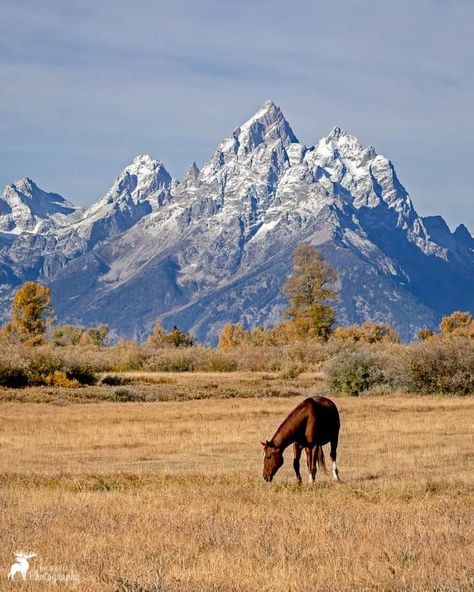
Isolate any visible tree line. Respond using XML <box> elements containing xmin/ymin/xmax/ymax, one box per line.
<box><xmin>1</xmin><ymin>243</ymin><xmax>472</xmax><ymax>348</ymax></box>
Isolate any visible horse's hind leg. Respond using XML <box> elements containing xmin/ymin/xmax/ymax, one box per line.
<box><xmin>305</xmin><ymin>446</ymin><xmax>317</xmax><ymax>483</ymax></box>
<box><xmin>293</xmin><ymin>443</ymin><xmax>303</xmax><ymax>483</ymax></box>
<box><xmin>330</xmin><ymin>437</ymin><xmax>340</xmax><ymax>482</ymax></box>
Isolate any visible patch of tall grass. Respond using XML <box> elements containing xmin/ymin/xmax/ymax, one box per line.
<box><xmin>0</xmin><ymin>333</ymin><xmax>472</xmax><ymax>395</ymax></box>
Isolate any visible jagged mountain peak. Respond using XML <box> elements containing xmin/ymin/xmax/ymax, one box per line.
<box><xmin>10</xmin><ymin>176</ymin><xmax>37</xmax><ymax>193</ymax></box>
<box><xmin>189</xmin><ymin>161</ymin><xmax>200</xmax><ymax>174</ymax></box>
<box><xmin>209</xmin><ymin>100</ymin><xmax>298</xmax><ymax>162</ymax></box>
<box><xmin>327</xmin><ymin>125</ymin><xmax>358</xmax><ymax>141</ymax></box>
<box><xmin>66</xmin><ymin>153</ymin><xmax>175</xmax><ymax>251</ymax></box>
<box><xmin>93</xmin><ymin>154</ymin><xmax>173</xmax><ymax>209</ymax></box>
<box><xmin>453</xmin><ymin>223</ymin><xmax>474</xmax><ymax>247</ymax></box>
<box><xmin>6</xmin><ymin>176</ymin><xmax>62</xmax><ymax>203</ymax></box>
<box><xmin>318</xmin><ymin>126</ymin><xmax>376</xmax><ymax>162</ymax></box>
<box><xmin>119</xmin><ymin>154</ymin><xmax>171</xmax><ymax>188</ymax></box>
<box><xmin>0</xmin><ymin>177</ymin><xmax>83</xmax><ymax>235</ymax></box>
<box><xmin>234</xmin><ymin>99</ymin><xmax>298</xmax><ymax>151</ymax></box>
<box><xmin>310</xmin><ymin>126</ymin><xmax>418</xmax><ymax>220</ymax></box>
<box><xmin>181</xmin><ymin>161</ymin><xmax>200</xmax><ymax>188</ymax></box>
<box><xmin>199</xmin><ymin>101</ymin><xmax>299</xmax><ymax>191</ymax></box>
<box><xmin>128</xmin><ymin>153</ymin><xmax>165</xmax><ymax>170</ymax></box>
<box><xmin>1</xmin><ymin>102</ymin><xmax>472</xmax><ymax>344</ymax></box>
<box><xmin>239</xmin><ymin>99</ymin><xmax>284</xmax><ymax>130</ymax></box>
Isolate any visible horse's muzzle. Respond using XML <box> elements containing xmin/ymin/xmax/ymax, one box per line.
<box><xmin>263</xmin><ymin>474</ymin><xmax>273</xmax><ymax>482</ymax></box>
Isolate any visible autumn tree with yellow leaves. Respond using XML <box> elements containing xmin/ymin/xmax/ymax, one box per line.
<box><xmin>282</xmin><ymin>243</ymin><xmax>338</xmax><ymax>340</ymax></box>
<box><xmin>2</xmin><ymin>281</ymin><xmax>53</xmax><ymax>346</ymax></box>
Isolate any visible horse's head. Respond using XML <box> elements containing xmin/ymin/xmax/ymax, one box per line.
<box><xmin>261</xmin><ymin>440</ymin><xmax>284</xmax><ymax>482</ymax></box>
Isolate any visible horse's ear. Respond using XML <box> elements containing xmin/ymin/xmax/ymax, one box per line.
<box><xmin>260</xmin><ymin>441</ymin><xmax>266</xmax><ymax>447</ymax></box>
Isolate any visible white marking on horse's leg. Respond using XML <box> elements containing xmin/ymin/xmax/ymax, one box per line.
<box><xmin>332</xmin><ymin>461</ymin><xmax>340</xmax><ymax>481</ymax></box>
<box><xmin>308</xmin><ymin>473</ymin><xmax>314</xmax><ymax>484</ymax></box>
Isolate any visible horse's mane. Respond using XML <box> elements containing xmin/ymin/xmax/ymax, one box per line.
<box><xmin>272</xmin><ymin>398</ymin><xmax>311</xmax><ymax>444</ymax></box>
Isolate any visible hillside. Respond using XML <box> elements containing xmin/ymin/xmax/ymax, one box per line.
<box><xmin>1</xmin><ymin>101</ymin><xmax>472</xmax><ymax>341</ymax></box>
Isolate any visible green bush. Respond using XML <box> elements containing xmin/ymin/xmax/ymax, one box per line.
<box><xmin>281</xmin><ymin>364</ymin><xmax>305</xmax><ymax>380</ymax></box>
<box><xmin>327</xmin><ymin>350</ymin><xmax>385</xmax><ymax>396</ymax></box>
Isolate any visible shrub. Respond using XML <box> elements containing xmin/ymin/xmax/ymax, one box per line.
<box><xmin>24</xmin><ymin>347</ymin><xmax>63</xmax><ymax>384</ymax></box>
<box><xmin>439</xmin><ymin>311</ymin><xmax>473</xmax><ymax>337</ymax></box>
<box><xmin>417</xmin><ymin>327</ymin><xmax>435</xmax><ymax>341</ymax></box>
<box><xmin>407</xmin><ymin>338</ymin><xmax>474</xmax><ymax>395</ymax></box>
<box><xmin>145</xmin><ymin>348</ymin><xmax>196</xmax><ymax>372</ymax></box>
<box><xmin>43</xmin><ymin>371</ymin><xmax>81</xmax><ymax>388</ymax></box>
<box><xmin>19</xmin><ymin>346</ymin><xmax>97</xmax><ymax>386</ymax></box>
<box><xmin>327</xmin><ymin>350</ymin><xmax>385</xmax><ymax>396</ymax></box>
<box><xmin>101</xmin><ymin>374</ymin><xmax>131</xmax><ymax>386</ymax></box>
<box><xmin>109</xmin><ymin>344</ymin><xmax>150</xmax><ymax>372</ymax></box>
<box><xmin>143</xmin><ymin>346</ymin><xmax>240</xmax><ymax>372</ymax></box>
<box><xmin>0</xmin><ymin>359</ymin><xmax>29</xmax><ymax>388</ymax></box>
<box><xmin>65</xmin><ymin>364</ymin><xmax>97</xmax><ymax>385</ymax></box>
<box><xmin>280</xmin><ymin>364</ymin><xmax>305</xmax><ymax>380</ymax></box>
<box><xmin>200</xmin><ymin>352</ymin><xmax>238</xmax><ymax>372</ymax></box>
<box><xmin>333</xmin><ymin>322</ymin><xmax>400</xmax><ymax>344</ymax></box>
<box><xmin>50</xmin><ymin>324</ymin><xmax>84</xmax><ymax>347</ymax></box>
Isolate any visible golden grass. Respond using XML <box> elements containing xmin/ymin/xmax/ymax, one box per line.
<box><xmin>0</xmin><ymin>393</ymin><xmax>473</xmax><ymax>591</ymax></box>
<box><xmin>0</xmin><ymin>371</ymin><xmax>324</xmax><ymax>404</ymax></box>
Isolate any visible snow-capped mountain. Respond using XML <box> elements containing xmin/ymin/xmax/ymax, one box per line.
<box><xmin>0</xmin><ymin>177</ymin><xmax>83</xmax><ymax>235</ymax></box>
<box><xmin>0</xmin><ymin>101</ymin><xmax>472</xmax><ymax>342</ymax></box>
<box><xmin>58</xmin><ymin>153</ymin><xmax>175</xmax><ymax>256</ymax></box>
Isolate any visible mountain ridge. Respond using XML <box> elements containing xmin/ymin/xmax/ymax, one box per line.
<box><xmin>0</xmin><ymin>101</ymin><xmax>472</xmax><ymax>342</ymax></box>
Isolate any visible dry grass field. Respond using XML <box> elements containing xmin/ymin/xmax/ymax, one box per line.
<box><xmin>0</xmin><ymin>371</ymin><xmax>324</xmax><ymax>404</ymax></box>
<box><xmin>0</xmin><ymin>380</ymin><xmax>473</xmax><ymax>591</ymax></box>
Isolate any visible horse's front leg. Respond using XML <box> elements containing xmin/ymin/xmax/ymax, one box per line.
<box><xmin>292</xmin><ymin>443</ymin><xmax>303</xmax><ymax>483</ymax></box>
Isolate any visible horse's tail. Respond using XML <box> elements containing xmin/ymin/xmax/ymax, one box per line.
<box><xmin>317</xmin><ymin>446</ymin><xmax>327</xmax><ymax>473</ymax></box>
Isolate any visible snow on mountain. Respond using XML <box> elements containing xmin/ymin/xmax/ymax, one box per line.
<box><xmin>0</xmin><ymin>177</ymin><xmax>83</xmax><ymax>235</ymax></box>
<box><xmin>67</xmin><ymin>154</ymin><xmax>174</xmax><ymax>251</ymax></box>
<box><xmin>309</xmin><ymin>127</ymin><xmax>447</xmax><ymax>258</ymax></box>
<box><xmin>0</xmin><ymin>101</ymin><xmax>472</xmax><ymax>341</ymax></box>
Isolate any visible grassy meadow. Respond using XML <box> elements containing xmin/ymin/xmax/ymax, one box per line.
<box><xmin>0</xmin><ymin>373</ymin><xmax>473</xmax><ymax>591</ymax></box>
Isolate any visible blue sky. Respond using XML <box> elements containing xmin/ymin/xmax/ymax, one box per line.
<box><xmin>1</xmin><ymin>0</ymin><xmax>473</xmax><ymax>230</ymax></box>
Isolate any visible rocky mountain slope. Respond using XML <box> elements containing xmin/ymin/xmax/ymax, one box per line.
<box><xmin>1</xmin><ymin>101</ymin><xmax>472</xmax><ymax>342</ymax></box>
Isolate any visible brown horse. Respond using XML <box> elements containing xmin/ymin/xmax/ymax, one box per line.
<box><xmin>261</xmin><ymin>396</ymin><xmax>340</xmax><ymax>483</ymax></box>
